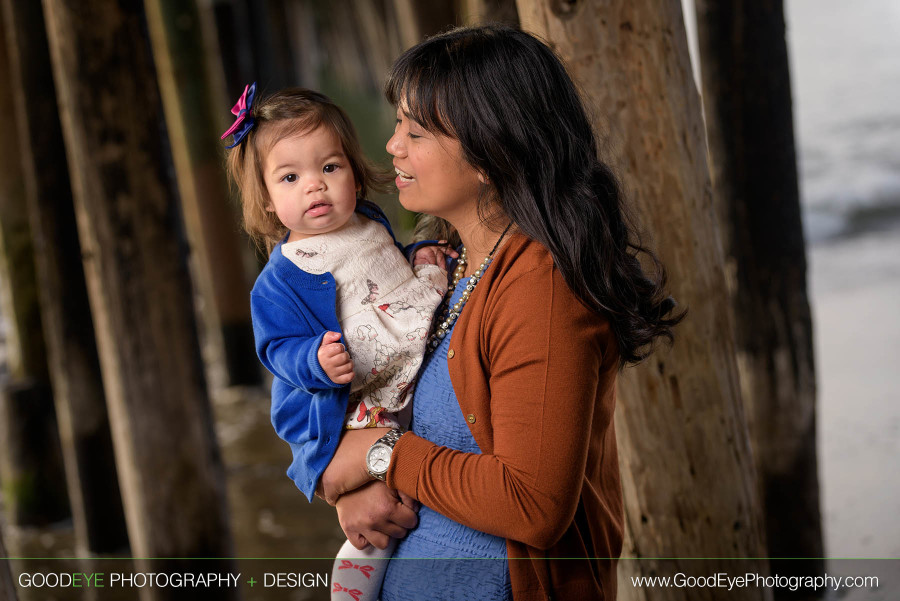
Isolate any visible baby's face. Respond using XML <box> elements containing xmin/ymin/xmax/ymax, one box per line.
<box><xmin>263</xmin><ymin>125</ymin><xmax>358</xmax><ymax>241</ymax></box>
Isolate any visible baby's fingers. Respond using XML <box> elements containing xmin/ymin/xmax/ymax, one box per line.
<box><xmin>329</xmin><ymin>364</ymin><xmax>354</xmax><ymax>385</ymax></box>
<box><xmin>321</xmin><ymin>331</ymin><xmax>342</xmax><ymax>346</ymax></box>
<box><xmin>320</xmin><ymin>341</ymin><xmax>347</xmax><ymax>358</ymax></box>
<box><xmin>437</xmin><ymin>241</ymin><xmax>459</xmax><ymax>259</ymax></box>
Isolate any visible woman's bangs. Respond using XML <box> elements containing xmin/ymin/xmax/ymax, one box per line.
<box><xmin>386</xmin><ymin>50</ymin><xmax>454</xmax><ymax>137</ymax></box>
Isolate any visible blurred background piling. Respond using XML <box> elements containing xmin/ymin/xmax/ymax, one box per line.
<box><xmin>0</xmin><ymin>1</ymin><xmax>895</xmax><ymax>600</ymax></box>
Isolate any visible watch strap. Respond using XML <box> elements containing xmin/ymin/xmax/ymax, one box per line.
<box><xmin>367</xmin><ymin>428</ymin><xmax>403</xmax><ymax>481</ymax></box>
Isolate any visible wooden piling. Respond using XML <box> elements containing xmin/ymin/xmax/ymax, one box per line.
<box><xmin>1</xmin><ymin>0</ymin><xmax>129</xmax><ymax>553</ymax></box>
<box><xmin>41</xmin><ymin>0</ymin><xmax>237</xmax><ymax>594</ymax></box>
<box><xmin>0</xmin><ymin>10</ymin><xmax>69</xmax><ymax>527</ymax></box>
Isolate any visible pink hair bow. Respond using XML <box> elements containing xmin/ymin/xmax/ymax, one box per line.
<box><xmin>221</xmin><ymin>82</ymin><xmax>257</xmax><ymax>148</ymax></box>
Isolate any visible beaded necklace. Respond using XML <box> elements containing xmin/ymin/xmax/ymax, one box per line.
<box><xmin>426</xmin><ymin>224</ymin><xmax>512</xmax><ymax>352</ymax></box>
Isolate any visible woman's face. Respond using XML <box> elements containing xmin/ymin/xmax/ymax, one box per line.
<box><xmin>386</xmin><ymin>104</ymin><xmax>483</xmax><ymax>223</ymax></box>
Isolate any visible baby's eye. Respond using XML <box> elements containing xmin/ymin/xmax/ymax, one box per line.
<box><xmin>323</xmin><ymin>164</ymin><xmax>339</xmax><ymax>173</ymax></box>
<box><xmin>281</xmin><ymin>173</ymin><xmax>297</xmax><ymax>183</ymax></box>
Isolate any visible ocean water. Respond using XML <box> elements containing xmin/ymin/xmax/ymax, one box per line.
<box><xmin>783</xmin><ymin>2</ymin><xmax>900</xmax><ymax>566</ymax></box>
<box><xmin>683</xmin><ymin>0</ymin><xmax>900</xmax><ymax>244</ymax></box>
<box><xmin>787</xmin><ymin>0</ymin><xmax>900</xmax><ymax>244</ymax></box>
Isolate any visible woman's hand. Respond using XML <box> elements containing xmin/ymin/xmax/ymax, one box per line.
<box><xmin>318</xmin><ymin>427</ymin><xmax>387</xmax><ymax>505</ymax></box>
<box><xmin>336</xmin><ymin>481</ymin><xmax>419</xmax><ymax>550</ymax></box>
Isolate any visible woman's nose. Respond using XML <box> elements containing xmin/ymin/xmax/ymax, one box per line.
<box><xmin>386</xmin><ymin>130</ymin><xmax>404</xmax><ymax>157</ymax></box>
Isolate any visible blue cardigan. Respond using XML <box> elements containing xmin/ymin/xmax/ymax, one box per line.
<box><xmin>252</xmin><ymin>201</ymin><xmax>431</xmax><ymax>501</ymax></box>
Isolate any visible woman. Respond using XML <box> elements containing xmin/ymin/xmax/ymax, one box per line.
<box><xmin>318</xmin><ymin>25</ymin><xmax>682</xmax><ymax>600</ymax></box>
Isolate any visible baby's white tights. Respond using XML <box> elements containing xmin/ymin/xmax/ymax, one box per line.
<box><xmin>331</xmin><ymin>538</ymin><xmax>395</xmax><ymax>601</ymax></box>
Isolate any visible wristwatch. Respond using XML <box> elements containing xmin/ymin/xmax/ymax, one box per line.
<box><xmin>365</xmin><ymin>428</ymin><xmax>403</xmax><ymax>482</ymax></box>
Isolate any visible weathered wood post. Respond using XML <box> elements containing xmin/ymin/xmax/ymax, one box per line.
<box><xmin>144</xmin><ymin>0</ymin><xmax>259</xmax><ymax>388</ymax></box>
<box><xmin>694</xmin><ymin>0</ymin><xmax>823</xmax><ymax>592</ymax></box>
<box><xmin>516</xmin><ymin>1</ymin><xmax>770</xmax><ymax>599</ymax></box>
<box><xmin>0</xmin><ymin>10</ymin><xmax>69</xmax><ymax>527</ymax></box>
<box><xmin>1</xmin><ymin>0</ymin><xmax>129</xmax><ymax>554</ymax></box>
<box><xmin>393</xmin><ymin>0</ymin><xmax>457</xmax><ymax>48</ymax></box>
<box><xmin>0</xmin><ymin>526</ymin><xmax>18</xmax><ymax>601</ymax></box>
<box><xmin>41</xmin><ymin>0</ymin><xmax>237</xmax><ymax>594</ymax></box>
<box><xmin>239</xmin><ymin>0</ymin><xmax>296</xmax><ymax>90</ymax></box>
<box><xmin>461</xmin><ymin>0</ymin><xmax>519</xmax><ymax>26</ymax></box>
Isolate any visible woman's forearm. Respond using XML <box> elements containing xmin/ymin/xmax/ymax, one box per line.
<box><xmin>318</xmin><ymin>426</ymin><xmax>388</xmax><ymax>504</ymax></box>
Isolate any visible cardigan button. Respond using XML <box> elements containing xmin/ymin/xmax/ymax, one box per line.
<box><xmin>447</xmin><ymin>349</ymin><xmax>455</xmax><ymax>359</ymax></box>
<box><xmin>466</xmin><ymin>414</ymin><xmax>476</xmax><ymax>424</ymax></box>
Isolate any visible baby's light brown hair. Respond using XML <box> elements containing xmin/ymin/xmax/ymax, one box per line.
<box><xmin>225</xmin><ymin>87</ymin><xmax>391</xmax><ymax>252</ymax></box>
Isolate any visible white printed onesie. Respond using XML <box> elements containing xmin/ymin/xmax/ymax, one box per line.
<box><xmin>282</xmin><ymin>213</ymin><xmax>445</xmax><ymax>430</ymax></box>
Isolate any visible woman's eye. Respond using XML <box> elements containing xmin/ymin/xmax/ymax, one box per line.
<box><xmin>407</xmin><ymin>133</ymin><xmax>421</xmax><ymax>140</ymax></box>
<box><xmin>323</xmin><ymin>164</ymin><xmax>338</xmax><ymax>173</ymax></box>
<box><xmin>282</xmin><ymin>173</ymin><xmax>297</xmax><ymax>183</ymax></box>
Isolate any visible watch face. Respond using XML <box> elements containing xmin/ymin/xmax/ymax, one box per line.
<box><xmin>367</xmin><ymin>444</ymin><xmax>390</xmax><ymax>474</ymax></box>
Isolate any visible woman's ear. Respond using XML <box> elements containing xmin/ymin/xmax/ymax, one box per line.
<box><xmin>477</xmin><ymin>171</ymin><xmax>488</xmax><ymax>184</ymax></box>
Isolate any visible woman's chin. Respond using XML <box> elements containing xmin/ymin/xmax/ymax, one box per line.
<box><xmin>396</xmin><ymin>191</ymin><xmax>421</xmax><ymax>213</ymax></box>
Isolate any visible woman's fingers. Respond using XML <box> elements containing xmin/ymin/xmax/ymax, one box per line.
<box><xmin>398</xmin><ymin>490</ymin><xmax>420</xmax><ymax>512</ymax></box>
<box><xmin>348</xmin><ymin>532</ymin><xmax>370</xmax><ymax>551</ymax></box>
<box><xmin>362</xmin><ymin>530</ymin><xmax>391</xmax><ymax>550</ymax></box>
<box><xmin>336</xmin><ymin>481</ymin><xmax>418</xmax><ymax>549</ymax></box>
<box><xmin>389</xmin><ymin>498</ymin><xmax>418</xmax><ymax>530</ymax></box>
<box><xmin>367</xmin><ymin>518</ymin><xmax>406</xmax><ymax>542</ymax></box>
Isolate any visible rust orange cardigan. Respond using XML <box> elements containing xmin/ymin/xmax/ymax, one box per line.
<box><xmin>386</xmin><ymin>234</ymin><xmax>624</xmax><ymax>600</ymax></box>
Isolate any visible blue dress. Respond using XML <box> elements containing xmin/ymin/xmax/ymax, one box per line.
<box><xmin>380</xmin><ymin>276</ymin><xmax>512</xmax><ymax>601</ymax></box>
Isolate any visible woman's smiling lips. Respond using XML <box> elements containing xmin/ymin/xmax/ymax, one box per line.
<box><xmin>304</xmin><ymin>201</ymin><xmax>333</xmax><ymax>217</ymax></box>
<box><xmin>395</xmin><ymin>166</ymin><xmax>414</xmax><ymax>189</ymax></box>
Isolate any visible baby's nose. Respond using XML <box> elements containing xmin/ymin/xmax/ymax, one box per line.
<box><xmin>304</xmin><ymin>176</ymin><xmax>325</xmax><ymax>193</ymax></box>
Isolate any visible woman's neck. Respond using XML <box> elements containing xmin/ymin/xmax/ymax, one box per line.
<box><xmin>452</xmin><ymin>211</ymin><xmax>512</xmax><ymax>278</ymax></box>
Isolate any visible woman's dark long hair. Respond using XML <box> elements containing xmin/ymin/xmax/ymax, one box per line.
<box><xmin>385</xmin><ymin>24</ymin><xmax>684</xmax><ymax>366</ymax></box>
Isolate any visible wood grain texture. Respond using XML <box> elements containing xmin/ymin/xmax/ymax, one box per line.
<box><xmin>1</xmin><ymin>0</ymin><xmax>128</xmax><ymax>552</ymax></box>
<box><xmin>144</xmin><ymin>0</ymin><xmax>258</xmax><ymax>387</ymax></box>
<box><xmin>695</xmin><ymin>0</ymin><xmax>822</xmax><ymax>590</ymax></box>
<box><xmin>516</xmin><ymin>1</ymin><xmax>770</xmax><ymax>598</ymax></box>
<box><xmin>42</xmin><ymin>0</ymin><xmax>236</xmax><ymax>588</ymax></box>
<box><xmin>0</xmin><ymin>4</ymin><xmax>70</xmax><ymax>527</ymax></box>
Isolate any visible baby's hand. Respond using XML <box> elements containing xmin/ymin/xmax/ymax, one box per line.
<box><xmin>412</xmin><ymin>240</ymin><xmax>458</xmax><ymax>267</ymax></box>
<box><xmin>318</xmin><ymin>331</ymin><xmax>354</xmax><ymax>385</ymax></box>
